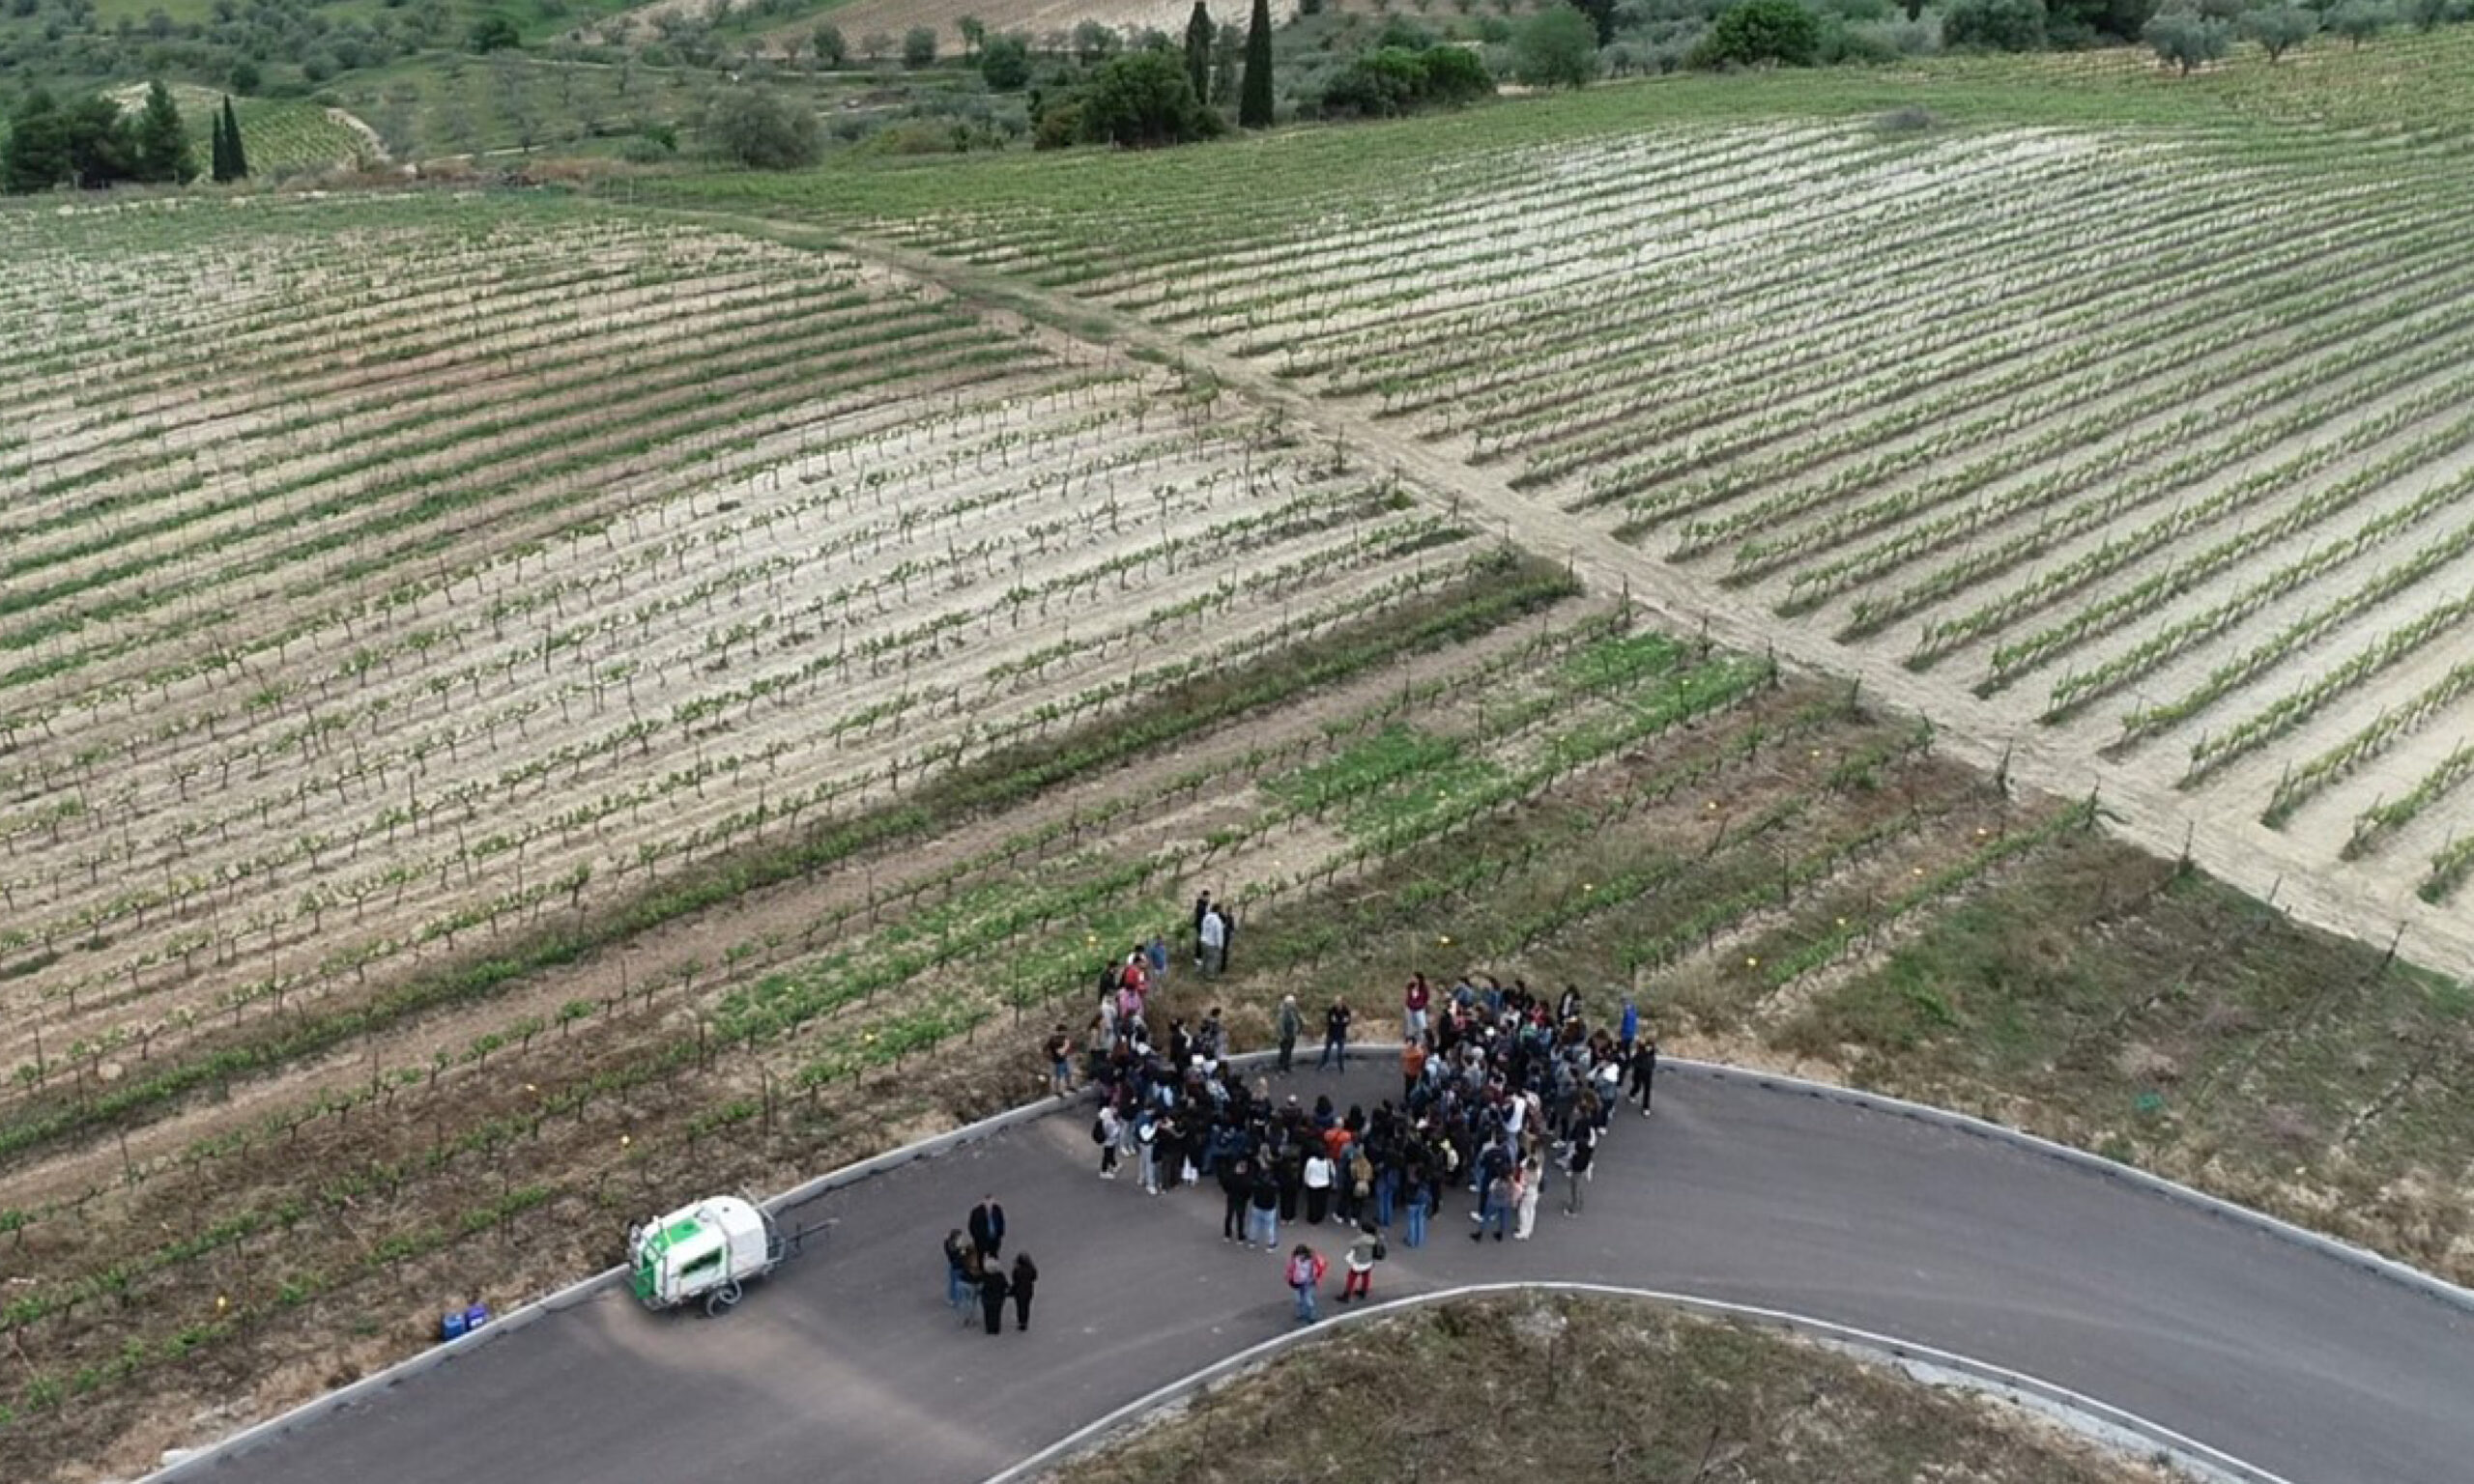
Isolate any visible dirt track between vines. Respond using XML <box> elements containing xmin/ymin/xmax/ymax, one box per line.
<box><xmin>819</xmin><ymin>222</ymin><xmax>2474</xmax><ymax>985</ymax></box>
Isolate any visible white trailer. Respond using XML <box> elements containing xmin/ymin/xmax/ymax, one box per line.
<box><xmin>627</xmin><ymin>1196</ymin><xmax>785</xmax><ymax>1317</ymax></box>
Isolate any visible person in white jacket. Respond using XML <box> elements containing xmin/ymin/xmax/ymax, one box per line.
<box><xmin>1513</xmin><ymin>1155</ymin><xmax>1545</xmax><ymax>1241</ymax></box>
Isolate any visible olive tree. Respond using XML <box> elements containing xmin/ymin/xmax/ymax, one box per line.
<box><xmin>2143</xmin><ymin>5</ymin><xmax>2231</xmax><ymax>71</ymax></box>
<box><xmin>2239</xmin><ymin>1</ymin><xmax>2316</xmax><ymax>59</ymax></box>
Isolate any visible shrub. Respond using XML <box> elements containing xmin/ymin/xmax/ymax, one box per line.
<box><xmin>981</xmin><ymin>33</ymin><xmax>1033</xmax><ymax>88</ymax></box>
<box><xmin>1511</xmin><ymin>2</ymin><xmax>1598</xmax><ymax>84</ymax></box>
<box><xmin>1420</xmin><ymin>43</ymin><xmax>1495</xmax><ymax>100</ymax></box>
<box><xmin>902</xmin><ymin>24</ymin><xmax>936</xmax><ymax>65</ymax></box>
<box><xmin>1695</xmin><ymin>0</ymin><xmax>1822</xmax><ymax>63</ymax></box>
<box><xmin>468</xmin><ymin>14</ymin><xmax>519</xmax><ymax>51</ymax></box>
<box><xmin>2046</xmin><ymin>0</ymin><xmax>2154</xmax><ymax>43</ymax></box>
<box><xmin>1321</xmin><ymin>45</ymin><xmax>1428</xmax><ymax>115</ymax></box>
<box><xmin>1942</xmin><ymin>0</ymin><xmax>2046</xmax><ymax>48</ymax></box>
<box><xmin>1031</xmin><ymin>98</ymin><xmax>1084</xmax><ymax>148</ymax></box>
<box><xmin>705</xmin><ymin>86</ymin><xmax>820</xmax><ymax>167</ymax></box>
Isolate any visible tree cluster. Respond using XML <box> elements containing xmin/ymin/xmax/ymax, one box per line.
<box><xmin>1691</xmin><ymin>0</ymin><xmax>1825</xmax><ymax>63</ymax></box>
<box><xmin>4</xmin><ymin>79</ymin><xmax>194</xmax><ymax>192</ymax></box>
<box><xmin>1033</xmin><ymin>43</ymin><xmax>1223</xmax><ymax>147</ymax></box>
<box><xmin>1319</xmin><ymin>42</ymin><xmax>1494</xmax><ymax>117</ymax></box>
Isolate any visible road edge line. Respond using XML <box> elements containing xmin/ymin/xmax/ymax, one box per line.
<box><xmin>1671</xmin><ymin>1057</ymin><xmax>2474</xmax><ymax>1317</ymax></box>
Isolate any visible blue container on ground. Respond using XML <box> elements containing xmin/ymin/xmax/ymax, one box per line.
<box><xmin>440</xmin><ymin>1309</ymin><xmax>468</xmax><ymax>1342</ymax></box>
<box><xmin>464</xmin><ymin>1301</ymin><xmax>491</xmax><ymax>1332</ymax></box>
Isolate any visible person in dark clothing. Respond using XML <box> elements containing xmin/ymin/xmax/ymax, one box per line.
<box><xmin>969</xmin><ymin>1194</ymin><xmax>1006</xmax><ymax>1260</ymax></box>
<box><xmin>977</xmin><ymin>1261</ymin><xmax>1011</xmax><ymax>1335</ymax></box>
<box><xmin>1221</xmin><ymin>1157</ymin><xmax>1252</xmax><ymax>1242</ymax></box>
<box><xmin>1628</xmin><ymin>1037</ymin><xmax>1658</xmax><ymax>1116</ymax></box>
<box><xmin>1319</xmin><ymin>999</ymin><xmax>1352</xmax><ymax>1070</ymax></box>
<box><xmin>1010</xmin><ymin>1254</ymin><xmax>1038</xmax><ymax>1331</ymax></box>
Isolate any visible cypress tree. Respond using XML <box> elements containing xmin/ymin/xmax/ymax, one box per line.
<box><xmin>210</xmin><ymin>104</ymin><xmax>231</xmax><ymax>183</ymax></box>
<box><xmin>1238</xmin><ymin>0</ymin><xmax>1273</xmax><ymax>128</ymax></box>
<box><xmin>221</xmin><ymin>95</ymin><xmax>249</xmax><ymax>180</ymax></box>
<box><xmin>1183</xmin><ymin>1</ymin><xmax>1214</xmax><ymax>110</ymax></box>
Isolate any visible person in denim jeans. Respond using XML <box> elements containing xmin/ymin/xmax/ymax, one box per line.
<box><xmin>1400</xmin><ymin>1166</ymin><xmax>1429</xmax><ymax>1248</ymax></box>
<box><xmin>1286</xmin><ymin>1244</ymin><xmax>1326</xmax><ymax>1324</ymax></box>
<box><xmin>1247</xmin><ymin>1164</ymin><xmax>1280</xmax><ymax>1249</ymax></box>
<box><xmin>1470</xmin><ymin>1167</ymin><xmax>1513</xmax><ymax>1242</ymax></box>
<box><xmin>943</xmin><ymin>1229</ymin><xmax>974</xmax><ymax>1309</ymax></box>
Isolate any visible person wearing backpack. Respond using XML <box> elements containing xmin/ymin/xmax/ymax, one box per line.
<box><xmin>1339</xmin><ymin>1221</ymin><xmax>1384</xmax><ymax>1303</ymax></box>
<box><xmin>1275</xmin><ymin>994</ymin><xmax>1304</xmax><ymax>1074</ymax></box>
<box><xmin>1286</xmin><ymin>1243</ymin><xmax>1328</xmax><ymax>1324</ymax></box>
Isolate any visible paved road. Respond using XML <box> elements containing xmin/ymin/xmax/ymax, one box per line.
<box><xmin>198</xmin><ymin>1063</ymin><xmax>2473</xmax><ymax>1484</ymax></box>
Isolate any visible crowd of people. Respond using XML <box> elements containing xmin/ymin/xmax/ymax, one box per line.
<box><xmin>1029</xmin><ymin>947</ymin><xmax>1658</xmax><ymax>1325</ymax></box>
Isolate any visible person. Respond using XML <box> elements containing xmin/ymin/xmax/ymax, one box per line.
<box><xmin>1471</xmin><ymin>1156</ymin><xmax>1513</xmax><ymax>1243</ymax></box>
<box><xmin>1247</xmin><ymin>1159</ymin><xmax>1280</xmax><ymax>1249</ymax></box>
<box><xmin>1400</xmin><ymin>1159</ymin><xmax>1429</xmax><ymax>1248</ymax></box>
<box><xmin>1192</xmin><ymin>892</ymin><xmax>1213</xmax><ymax>968</ymax></box>
<box><xmin>943</xmin><ymin>1228</ymin><xmax>974</xmax><ymax>1311</ymax></box>
<box><xmin>977</xmin><ymin>1257</ymin><xmax>1011</xmax><ymax>1336</ymax></box>
<box><xmin>1513</xmin><ymin>1156</ymin><xmax>1544</xmax><ymax>1241</ymax></box>
<box><xmin>1136</xmin><ymin>1108</ymin><xmax>1161</xmax><ymax>1194</ymax></box>
<box><xmin>1198</xmin><ymin>903</ymin><xmax>1227</xmax><ymax>976</ymax></box>
<box><xmin>1220</xmin><ymin>1156</ymin><xmax>1252</xmax><ymax>1242</ymax></box>
<box><xmin>1096</xmin><ymin>1102</ymin><xmax>1122</xmax><ymax>1179</ymax></box>
<box><xmin>1302</xmin><ymin>1147</ymin><xmax>1334</xmax><ymax>1225</ymax></box>
<box><xmin>1339</xmin><ymin>1221</ymin><xmax>1383</xmax><ymax>1303</ymax></box>
<box><xmin>1045</xmin><ymin>1025</ymin><xmax>1075</xmax><ymax>1098</ymax></box>
<box><xmin>1286</xmin><ymin>1243</ymin><xmax>1326</xmax><ymax>1325</ymax></box>
<box><xmin>1618</xmin><ymin>996</ymin><xmax>1639</xmax><ymax>1057</ymax></box>
<box><xmin>1401</xmin><ymin>1036</ymin><xmax>1427</xmax><ymax>1105</ymax></box>
<box><xmin>1629</xmin><ymin>1033</ymin><xmax>1658</xmax><ymax>1116</ymax></box>
<box><xmin>1276</xmin><ymin>994</ymin><xmax>1303</xmax><ymax>1074</ymax></box>
<box><xmin>1010</xmin><ymin>1253</ymin><xmax>1038</xmax><ymax>1331</ymax></box>
<box><xmin>969</xmin><ymin>1194</ymin><xmax>1006</xmax><ymax>1262</ymax></box>
<box><xmin>1565</xmin><ymin>1121</ymin><xmax>1595</xmax><ymax>1215</ymax></box>
<box><xmin>1557</xmin><ymin>984</ymin><xmax>1583</xmax><ymax>1024</ymax></box>
<box><xmin>1319</xmin><ymin>998</ymin><xmax>1352</xmax><ymax>1070</ymax></box>
<box><xmin>1403</xmin><ymin>973</ymin><xmax>1431</xmax><ymax>1043</ymax></box>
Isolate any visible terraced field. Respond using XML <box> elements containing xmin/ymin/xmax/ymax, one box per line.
<box><xmin>12</xmin><ymin>32</ymin><xmax>2474</xmax><ymax>1483</ymax></box>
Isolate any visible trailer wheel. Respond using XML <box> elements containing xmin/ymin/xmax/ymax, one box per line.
<box><xmin>705</xmin><ymin>1280</ymin><xmax>743</xmax><ymax>1318</ymax></box>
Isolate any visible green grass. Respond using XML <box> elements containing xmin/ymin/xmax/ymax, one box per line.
<box><xmin>1061</xmin><ymin>1293</ymin><xmax>2180</xmax><ymax>1484</ymax></box>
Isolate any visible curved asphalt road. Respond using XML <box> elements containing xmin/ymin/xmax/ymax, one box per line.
<box><xmin>190</xmin><ymin>1063</ymin><xmax>2472</xmax><ymax>1484</ymax></box>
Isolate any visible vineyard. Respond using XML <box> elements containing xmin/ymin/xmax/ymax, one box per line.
<box><xmin>12</xmin><ymin>34</ymin><xmax>2474</xmax><ymax>1482</ymax></box>
<box><xmin>709</xmin><ymin>34</ymin><xmax>2474</xmax><ymax>955</ymax></box>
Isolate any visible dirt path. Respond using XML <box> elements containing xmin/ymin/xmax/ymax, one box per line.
<box><xmin>814</xmin><ymin>223</ymin><xmax>2474</xmax><ymax>984</ymax></box>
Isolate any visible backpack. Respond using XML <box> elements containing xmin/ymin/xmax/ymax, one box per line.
<box><xmin>1090</xmin><ymin>1115</ymin><xmax>1108</xmax><ymax>1145</ymax></box>
<box><xmin>1372</xmin><ymin>1239</ymin><xmax>1387</xmax><ymax>1262</ymax></box>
